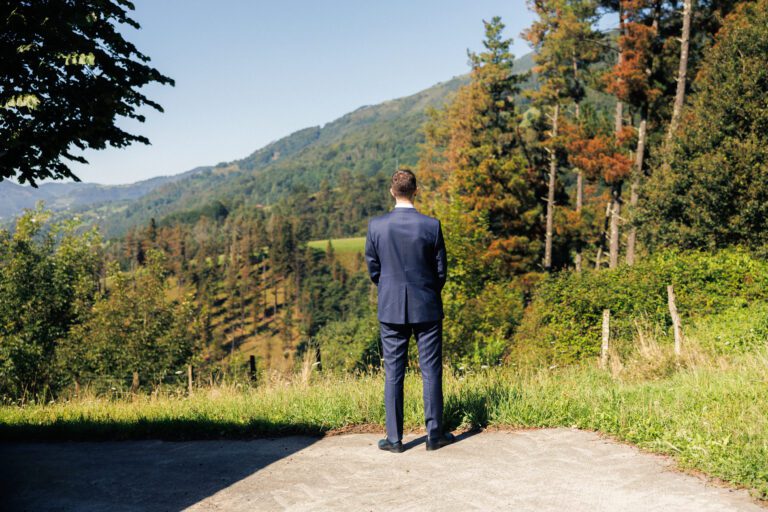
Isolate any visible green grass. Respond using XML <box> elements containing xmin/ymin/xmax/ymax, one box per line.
<box><xmin>307</xmin><ymin>236</ymin><xmax>366</xmax><ymax>271</ymax></box>
<box><xmin>307</xmin><ymin>237</ymin><xmax>366</xmax><ymax>253</ymax></box>
<box><xmin>686</xmin><ymin>301</ymin><xmax>768</xmax><ymax>354</ymax></box>
<box><xmin>3</xmin><ymin>348</ymin><xmax>768</xmax><ymax>499</ymax></box>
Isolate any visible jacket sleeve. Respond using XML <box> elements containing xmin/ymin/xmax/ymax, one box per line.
<box><xmin>435</xmin><ymin>221</ymin><xmax>447</xmax><ymax>291</ymax></box>
<box><xmin>364</xmin><ymin>220</ymin><xmax>380</xmax><ymax>285</ymax></box>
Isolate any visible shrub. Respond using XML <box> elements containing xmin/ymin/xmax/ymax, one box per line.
<box><xmin>512</xmin><ymin>249</ymin><xmax>768</xmax><ymax>365</ymax></box>
<box><xmin>443</xmin><ymin>279</ymin><xmax>526</xmax><ymax>367</ymax></box>
<box><xmin>686</xmin><ymin>300</ymin><xmax>768</xmax><ymax>354</ymax></box>
<box><xmin>314</xmin><ymin>314</ymin><xmax>381</xmax><ymax>373</ymax></box>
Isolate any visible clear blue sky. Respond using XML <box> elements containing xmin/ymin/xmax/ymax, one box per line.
<box><xmin>68</xmin><ymin>1</ymin><xmax>557</xmax><ymax>185</ymax></box>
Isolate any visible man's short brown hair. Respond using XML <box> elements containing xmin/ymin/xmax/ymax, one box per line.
<box><xmin>391</xmin><ymin>168</ymin><xmax>417</xmax><ymax>199</ymax></box>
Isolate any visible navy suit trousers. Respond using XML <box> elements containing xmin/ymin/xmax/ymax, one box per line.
<box><xmin>380</xmin><ymin>320</ymin><xmax>444</xmax><ymax>443</ymax></box>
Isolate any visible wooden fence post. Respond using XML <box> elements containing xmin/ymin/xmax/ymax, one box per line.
<box><xmin>131</xmin><ymin>371</ymin><xmax>140</xmax><ymax>393</ymax></box>
<box><xmin>667</xmin><ymin>285</ymin><xmax>683</xmax><ymax>356</ymax></box>
<box><xmin>601</xmin><ymin>309</ymin><xmax>610</xmax><ymax>369</ymax></box>
<box><xmin>187</xmin><ymin>364</ymin><xmax>193</xmax><ymax>395</ymax></box>
<box><xmin>249</xmin><ymin>355</ymin><xmax>257</xmax><ymax>383</ymax></box>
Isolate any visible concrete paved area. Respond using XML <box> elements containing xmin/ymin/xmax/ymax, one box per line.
<box><xmin>0</xmin><ymin>428</ymin><xmax>764</xmax><ymax>511</ymax></box>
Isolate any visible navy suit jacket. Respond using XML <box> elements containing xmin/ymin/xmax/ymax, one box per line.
<box><xmin>365</xmin><ymin>207</ymin><xmax>447</xmax><ymax>324</ymax></box>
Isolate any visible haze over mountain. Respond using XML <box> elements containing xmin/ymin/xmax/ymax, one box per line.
<box><xmin>0</xmin><ymin>169</ymin><xmax>209</xmax><ymax>220</ymax></box>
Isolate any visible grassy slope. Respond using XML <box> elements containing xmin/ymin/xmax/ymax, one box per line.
<box><xmin>307</xmin><ymin>237</ymin><xmax>366</xmax><ymax>253</ymax></box>
<box><xmin>307</xmin><ymin>237</ymin><xmax>366</xmax><ymax>272</ymax></box>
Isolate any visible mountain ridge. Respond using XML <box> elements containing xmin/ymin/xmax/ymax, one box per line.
<box><xmin>1</xmin><ymin>51</ymin><xmax>537</xmax><ymax>235</ymax></box>
<box><xmin>0</xmin><ymin>167</ymin><xmax>210</xmax><ymax>220</ymax></box>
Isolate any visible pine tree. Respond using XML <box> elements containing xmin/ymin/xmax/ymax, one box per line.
<box><xmin>421</xmin><ymin>17</ymin><xmax>543</xmax><ymax>279</ymax></box>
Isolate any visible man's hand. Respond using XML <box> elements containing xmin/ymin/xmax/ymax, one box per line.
<box><xmin>365</xmin><ymin>221</ymin><xmax>381</xmax><ymax>285</ymax></box>
<box><xmin>435</xmin><ymin>221</ymin><xmax>447</xmax><ymax>291</ymax></box>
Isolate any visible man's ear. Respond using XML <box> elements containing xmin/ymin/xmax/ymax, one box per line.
<box><xmin>389</xmin><ymin>188</ymin><xmax>396</xmax><ymax>199</ymax></box>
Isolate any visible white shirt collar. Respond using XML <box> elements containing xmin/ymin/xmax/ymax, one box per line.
<box><xmin>394</xmin><ymin>203</ymin><xmax>415</xmax><ymax>209</ymax></box>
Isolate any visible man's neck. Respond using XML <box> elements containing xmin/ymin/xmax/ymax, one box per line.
<box><xmin>394</xmin><ymin>199</ymin><xmax>415</xmax><ymax>208</ymax></box>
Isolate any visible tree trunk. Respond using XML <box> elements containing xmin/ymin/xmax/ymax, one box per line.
<box><xmin>609</xmin><ymin>3</ymin><xmax>625</xmax><ymax>269</ymax></box>
<box><xmin>572</xmin><ymin>56</ymin><xmax>584</xmax><ymax>272</ymax></box>
<box><xmin>595</xmin><ymin>201</ymin><xmax>611</xmax><ymax>270</ymax></box>
<box><xmin>614</xmin><ymin>99</ymin><xmax>623</xmax><ymax>135</ymax></box>
<box><xmin>576</xmin><ymin>170</ymin><xmax>583</xmax><ymax>214</ymax></box>
<box><xmin>609</xmin><ymin>184</ymin><xmax>622</xmax><ymax>269</ymax></box>
<box><xmin>667</xmin><ymin>0</ymin><xmax>692</xmax><ymax>141</ymax></box>
<box><xmin>626</xmin><ymin>113</ymin><xmax>647</xmax><ymax>266</ymax></box>
<box><xmin>544</xmin><ymin>102</ymin><xmax>559</xmax><ymax>271</ymax></box>
<box><xmin>614</xmin><ymin>0</ymin><xmax>625</xmax><ymax>136</ymax></box>
<box><xmin>625</xmin><ymin>180</ymin><xmax>639</xmax><ymax>266</ymax></box>
<box><xmin>575</xmin><ymin>167</ymin><xmax>583</xmax><ymax>272</ymax></box>
<box><xmin>262</xmin><ymin>257</ymin><xmax>268</xmax><ymax>318</ymax></box>
<box><xmin>627</xmin><ymin>1</ymin><xmax>660</xmax><ymax>265</ymax></box>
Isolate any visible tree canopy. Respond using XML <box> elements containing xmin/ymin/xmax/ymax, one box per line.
<box><xmin>638</xmin><ymin>0</ymin><xmax>768</xmax><ymax>252</ymax></box>
<box><xmin>0</xmin><ymin>0</ymin><xmax>173</xmax><ymax>186</ymax></box>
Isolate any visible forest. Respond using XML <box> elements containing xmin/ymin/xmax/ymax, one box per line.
<box><xmin>2</xmin><ymin>0</ymin><xmax>768</xmax><ymax>406</ymax></box>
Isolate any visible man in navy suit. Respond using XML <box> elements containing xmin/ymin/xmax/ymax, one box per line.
<box><xmin>365</xmin><ymin>168</ymin><xmax>456</xmax><ymax>452</ymax></box>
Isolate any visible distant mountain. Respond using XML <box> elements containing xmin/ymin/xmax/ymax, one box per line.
<box><xmin>1</xmin><ymin>52</ymin><xmax>538</xmax><ymax>237</ymax></box>
<box><xmin>0</xmin><ymin>167</ymin><xmax>210</xmax><ymax>220</ymax></box>
<box><xmin>92</xmin><ymin>76</ymin><xmax>472</xmax><ymax>237</ymax></box>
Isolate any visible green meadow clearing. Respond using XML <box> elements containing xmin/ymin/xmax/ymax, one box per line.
<box><xmin>308</xmin><ymin>237</ymin><xmax>366</xmax><ymax>270</ymax></box>
<box><xmin>307</xmin><ymin>237</ymin><xmax>366</xmax><ymax>253</ymax></box>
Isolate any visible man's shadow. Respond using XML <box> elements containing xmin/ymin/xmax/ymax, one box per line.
<box><xmin>402</xmin><ymin>429</ymin><xmax>482</xmax><ymax>451</ymax></box>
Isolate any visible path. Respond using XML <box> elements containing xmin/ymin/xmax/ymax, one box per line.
<box><xmin>0</xmin><ymin>428</ymin><xmax>763</xmax><ymax>511</ymax></box>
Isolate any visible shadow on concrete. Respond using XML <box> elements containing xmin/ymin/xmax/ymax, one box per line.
<box><xmin>402</xmin><ymin>428</ymin><xmax>482</xmax><ymax>451</ymax></box>
<box><xmin>0</xmin><ymin>426</ymin><xmax>321</xmax><ymax>512</ymax></box>
<box><xmin>0</xmin><ymin>417</ymin><xmax>327</xmax><ymax>442</ymax></box>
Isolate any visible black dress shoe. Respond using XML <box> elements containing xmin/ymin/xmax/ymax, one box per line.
<box><xmin>426</xmin><ymin>432</ymin><xmax>456</xmax><ymax>451</ymax></box>
<box><xmin>378</xmin><ymin>438</ymin><xmax>405</xmax><ymax>453</ymax></box>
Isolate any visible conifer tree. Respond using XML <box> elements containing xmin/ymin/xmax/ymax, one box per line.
<box><xmin>421</xmin><ymin>17</ymin><xmax>542</xmax><ymax>278</ymax></box>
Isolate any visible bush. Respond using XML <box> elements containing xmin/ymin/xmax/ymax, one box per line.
<box><xmin>314</xmin><ymin>314</ymin><xmax>381</xmax><ymax>373</ymax></box>
<box><xmin>57</xmin><ymin>251</ymin><xmax>197</xmax><ymax>394</ymax></box>
<box><xmin>443</xmin><ymin>279</ymin><xmax>526</xmax><ymax>367</ymax></box>
<box><xmin>512</xmin><ymin>249</ymin><xmax>768</xmax><ymax>365</ymax></box>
